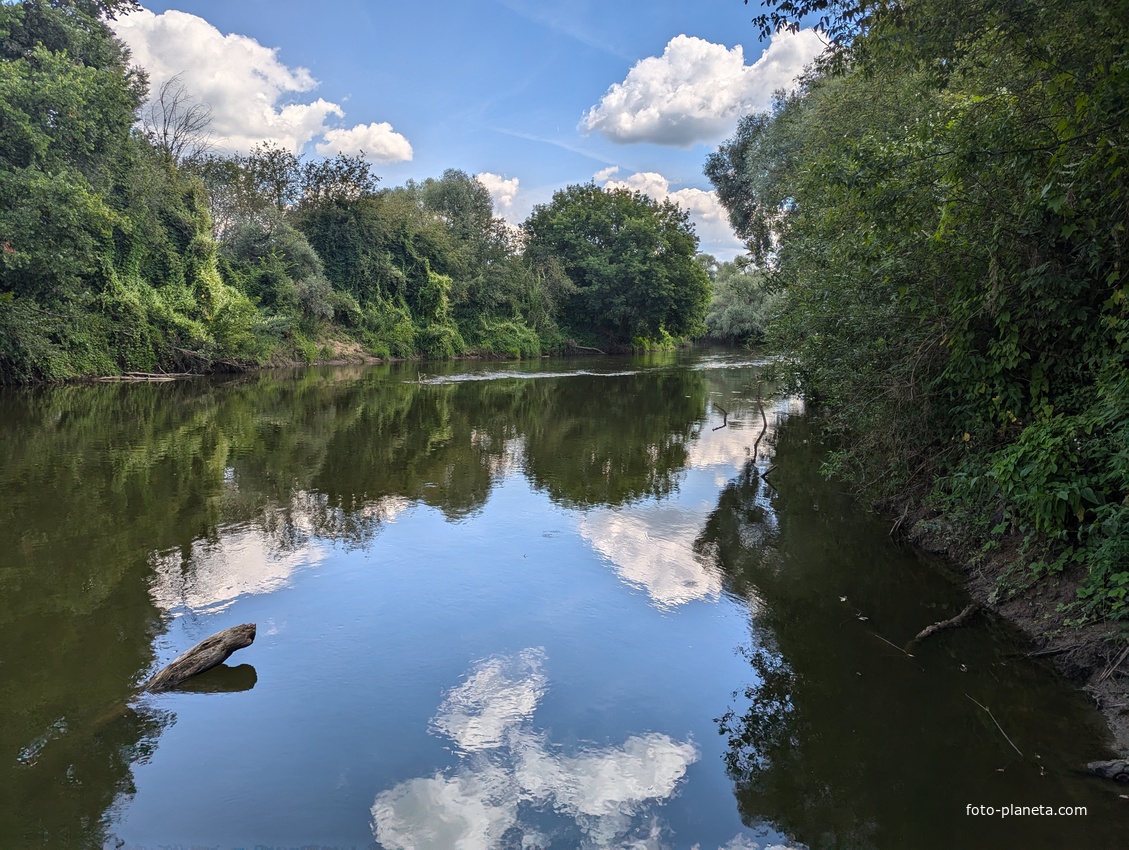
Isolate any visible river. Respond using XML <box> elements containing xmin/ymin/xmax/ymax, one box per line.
<box><xmin>0</xmin><ymin>348</ymin><xmax>1121</xmax><ymax>848</ymax></box>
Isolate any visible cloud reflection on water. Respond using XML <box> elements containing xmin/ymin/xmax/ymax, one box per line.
<box><xmin>148</xmin><ymin>527</ymin><xmax>328</xmax><ymax>615</ymax></box>
<box><xmin>575</xmin><ymin>401</ymin><xmax>799</xmax><ymax>610</ymax></box>
<box><xmin>148</xmin><ymin>491</ymin><xmax>411</xmax><ymax>615</ymax></box>
<box><xmin>371</xmin><ymin>649</ymin><xmax>700</xmax><ymax>850</ymax></box>
<box><xmin>578</xmin><ymin>505</ymin><xmax>724</xmax><ymax>608</ymax></box>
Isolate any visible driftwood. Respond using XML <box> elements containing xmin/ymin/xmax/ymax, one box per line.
<box><xmin>912</xmin><ymin>603</ymin><xmax>978</xmax><ymax>643</ymax></box>
<box><xmin>143</xmin><ymin>623</ymin><xmax>256</xmax><ymax>693</ymax></box>
<box><xmin>95</xmin><ymin>372</ymin><xmax>184</xmax><ymax>382</ymax></box>
<box><xmin>1087</xmin><ymin>758</ymin><xmax>1129</xmax><ymax>782</ymax></box>
<box><xmin>566</xmin><ymin>340</ymin><xmax>607</xmax><ymax>355</ymax></box>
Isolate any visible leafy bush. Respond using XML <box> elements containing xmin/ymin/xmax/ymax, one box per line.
<box><xmin>357</xmin><ymin>299</ymin><xmax>417</xmax><ymax>359</ymax></box>
<box><xmin>470</xmin><ymin>318</ymin><xmax>542</xmax><ymax>358</ymax></box>
<box><xmin>417</xmin><ymin>322</ymin><xmax>466</xmax><ymax>360</ymax></box>
<box><xmin>702</xmin><ymin>257</ymin><xmax>781</xmax><ymax>343</ymax></box>
<box><xmin>707</xmin><ymin>0</ymin><xmax>1129</xmax><ymax>619</ymax></box>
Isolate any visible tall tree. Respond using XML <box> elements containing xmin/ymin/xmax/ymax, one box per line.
<box><xmin>522</xmin><ymin>184</ymin><xmax>710</xmax><ymax>349</ymax></box>
<box><xmin>141</xmin><ymin>72</ymin><xmax>213</xmax><ymax>162</ymax></box>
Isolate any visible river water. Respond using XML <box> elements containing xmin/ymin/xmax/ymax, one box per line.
<box><xmin>0</xmin><ymin>349</ymin><xmax>1122</xmax><ymax>849</ymax></box>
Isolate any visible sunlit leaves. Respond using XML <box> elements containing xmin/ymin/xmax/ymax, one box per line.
<box><xmin>523</xmin><ymin>184</ymin><xmax>710</xmax><ymax>349</ymax></box>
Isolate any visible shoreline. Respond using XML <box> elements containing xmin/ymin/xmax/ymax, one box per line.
<box><xmin>11</xmin><ymin>340</ymin><xmax>623</xmax><ymax>386</ymax></box>
<box><xmin>901</xmin><ymin>505</ymin><xmax>1129</xmax><ymax>757</ymax></box>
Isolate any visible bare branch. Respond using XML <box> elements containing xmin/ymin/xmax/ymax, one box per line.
<box><xmin>142</xmin><ymin>73</ymin><xmax>214</xmax><ymax>163</ymax></box>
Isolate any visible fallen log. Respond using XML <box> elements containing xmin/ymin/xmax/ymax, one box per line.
<box><xmin>911</xmin><ymin>603</ymin><xmax>978</xmax><ymax>644</ymax></box>
<box><xmin>1087</xmin><ymin>758</ymin><xmax>1129</xmax><ymax>782</ymax></box>
<box><xmin>143</xmin><ymin>623</ymin><xmax>256</xmax><ymax>693</ymax></box>
<box><xmin>95</xmin><ymin>375</ymin><xmax>177</xmax><ymax>382</ymax></box>
<box><xmin>566</xmin><ymin>340</ymin><xmax>607</xmax><ymax>355</ymax></box>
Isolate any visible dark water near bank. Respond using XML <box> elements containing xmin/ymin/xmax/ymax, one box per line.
<box><xmin>0</xmin><ymin>350</ymin><xmax>1122</xmax><ymax>849</ymax></box>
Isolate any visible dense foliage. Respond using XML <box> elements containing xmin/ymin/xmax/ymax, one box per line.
<box><xmin>698</xmin><ymin>253</ymin><xmax>780</xmax><ymax>344</ymax></box>
<box><xmin>523</xmin><ymin>184</ymin><xmax>710</xmax><ymax>350</ymax></box>
<box><xmin>0</xmin><ymin>0</ymin><xmax>298</xmax><ymax>380</ymax></box>
<box><xmin>712</xmin><ymin>0</ymin><xmax>1128</xmax><ymax>619</ymax></box>
<box><xmin>0</xmin><ymin>1</ymin><xmax>713</xmax><ymax>382</ymax></box>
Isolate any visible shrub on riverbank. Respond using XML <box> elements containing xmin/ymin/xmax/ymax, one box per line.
<box><xmin>707</xmin><ymin>0</ymin><xmax>1128</xmax><ymax>621</ymax></box>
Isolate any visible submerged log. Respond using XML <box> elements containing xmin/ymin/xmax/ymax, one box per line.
<box><xmin>143</xmin><ymin>623</ymin><xmax>256</xmax><ymax>693</ymax></box>
<box><xmin>1087</xmin><ymin>758</ymin><xmax>1129</xmax><ymax>782</ymax></box>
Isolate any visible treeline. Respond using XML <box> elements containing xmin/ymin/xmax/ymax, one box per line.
<box><xmin>0</xmin><ymin>0</ymin><xmax>710</xmax><ymax>383</ymax></box>
<box><xmin>707</xmin><ymin>0</ymin><xmax>1128</xmax><ymax>619</ymax></box>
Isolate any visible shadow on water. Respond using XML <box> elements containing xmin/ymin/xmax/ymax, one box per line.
<box><xmin>700</xmin><ymin>416</ymin><xmax>1124</xmax><ymax>850</ymax></box>
<box><xmin>173</xmin><ymin>664</ymin><xmax>258</xmax><ymax>694</ymax></box>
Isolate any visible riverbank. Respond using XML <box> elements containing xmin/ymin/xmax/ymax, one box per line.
<box><xmin>55</xmin><ymin>337</ymin><xmax>669</xmax><ymax>385</ymax></box>
<box><xmin>902</xmin><ymin>505</ymin><xmax>1129</xmax><ymax>755</ymax></box>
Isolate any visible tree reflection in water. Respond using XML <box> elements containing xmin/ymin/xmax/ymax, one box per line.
<box><xmin>0</xmin><ymin>361</ymin><xmax>709</xmax><ymax>846</ymax></box>
<box><xmin>698</xmin><ymin>418</ymin><xmax>1122</xmax><ymax>850</ymax></box>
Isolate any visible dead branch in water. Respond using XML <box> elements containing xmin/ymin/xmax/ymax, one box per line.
<box><xmin>872</xmin><ymin>632</ymin><xmax>912</xmax><ymax>656</ymax></box>
<box><xmin>751</xmin><ymin>381</ymin><xmax>769</xmax><ymax>455</ymax></box>
<box><xmin>143</xmin><ymin>623</ymin><xmax>257</xmax><ymax>693</ymax></box>
<box><xmin>911</xmin><ymin>603</ymin><xmax>978</xmax><ymax>643</ymax></box>
<box><xmin>94</xmin><ymin>371</ymin><xmax>192</xmax><ymax>382</ymax></box>
<box><xmin>713</xmin><ymin>404</ymin><xmax>728</xmax><ymax>431</ymax></box>
<box><xmin>966</xmin><ymin>693</ymin><xmax>1023</xmax><ymax>757</ymax></box>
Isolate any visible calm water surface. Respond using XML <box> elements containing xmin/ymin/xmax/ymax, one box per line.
<box><xmin>0</xmin><ymin>349</ymin><xmax>1122</xmax><ymax>849</ymax></box>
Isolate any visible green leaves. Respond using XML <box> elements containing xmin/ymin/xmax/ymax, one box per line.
<box><xmin>712</xmin><ymin>0</ymin><xmax>1129</xmax><ymax>620</ymax></box>
<box><xmin>522</xmin><ymin>184</ymin><xmax>710</xmax><ymax>349</ymax></box>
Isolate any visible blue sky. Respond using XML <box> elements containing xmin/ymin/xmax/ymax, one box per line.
<box><xmin>113</xmin><ymin>1</ymin><xmax>822</xmax><ymax>258</ymax></box>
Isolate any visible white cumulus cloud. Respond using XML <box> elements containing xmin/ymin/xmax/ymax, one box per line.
<box><xmin>316</xmin><ymin>122</ymin><xmax>413</xmax><ymax>162</ymax></box>
<box><xmin>582</xmin><ymin>29</ymin><xmax>823</xmax><ymax>146</ymax></box>
<box><xmin>112</xmin><ymin>9</ymin><xmax>411</xmax><ymax>160</ymax></box>
<box><xmin>474</xmin><ymin>172</ymin><xmax>521</xmax><ymax>212</ymax></box>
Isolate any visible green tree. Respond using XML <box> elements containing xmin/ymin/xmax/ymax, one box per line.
<box><xmin>711</xmin><ymin>0</ymin><xmax>1129</xmax><ymax>620</ymax></box>
<box><xmin>0</xmin><ymin>0</ymin><xmax>277</xmax><ymax>380</ymax></box>
<box><xmin>522</xmin><ymin>183</ymin><xmax>710</xmax><ymax>349</ymax></box>
<box><xmin>700</xmin><ymin>254</ymin><xmax>780</xmax><ymax>343</ymax></box>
